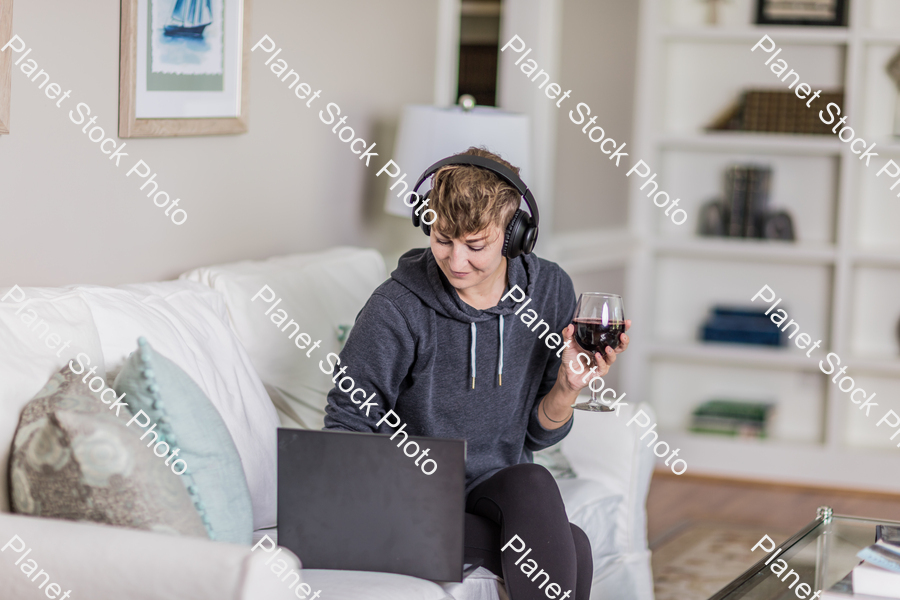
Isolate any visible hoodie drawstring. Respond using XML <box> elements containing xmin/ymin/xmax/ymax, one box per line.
<box><xmin>470</xmin><ymin>323</ymin><xmax>477</xmax><ymax>389</ymax></box>
<box><xmin>470</xmin><ymin>317</ymin><xmax>505</xmax><ymax>389</ymax></box>
<box><xmin>498</xmin><ymin>315</ymin><xmax>504</xmax><ymax>386</ymax></box>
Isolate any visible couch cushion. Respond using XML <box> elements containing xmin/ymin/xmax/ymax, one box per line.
<box><xmin>301</xmin><ymin>569</ymin><xmax>451</xmax><ymax>600</ymax></box>
<box><xmin>10</xmin><ymin>365</ymin><xmax>208</xmax><ymax>538</ymax></box>
<box><xmin>76</xmin><ymin>281</ymin><xmax>281</xmax><ymax>531</ymax></box>
<box><xmin>0</xmin><ymin>287</ymin><xmax>107</xmax><ymax>513</ymax></box>
<box><xmin>0</xmin><ymin>512</ymin><xmax>301</xmax><ymax>600</ymax></box>
<box><xmin>114</xmin><ymin>337</ymin><xmax>254</xmax><ymax>544</ymax></box>
<box><xmin>181</xmin><ymin>247</ymin><xmax>387</xmax><ymax>431</ymax></box>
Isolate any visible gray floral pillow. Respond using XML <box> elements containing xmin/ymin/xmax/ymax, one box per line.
<box><xmin>9</xmin><ymin>366</ymin><xmax>208</xmax><ymax>538</ymax></box>
<box><xmin>533</xmin><ymin>445</ymin><xmax>577</xmax><ymax>480</ymax></box>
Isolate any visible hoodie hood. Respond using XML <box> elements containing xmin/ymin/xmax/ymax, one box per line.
<box><xmin>390</xmin><ymin>247</ymin><xmax>542</xmax><ymax>389</ymax></box>
<box><xmin>390</xmin><ymin>247</ymin><xmax>540</xmax><ymax>323</ymax></box>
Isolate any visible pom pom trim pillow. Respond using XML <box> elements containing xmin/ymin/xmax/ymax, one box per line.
<box><xmin>114</xmin><ymin>337</ymin><xmax>254</xmax><ymax>544</ymax></box>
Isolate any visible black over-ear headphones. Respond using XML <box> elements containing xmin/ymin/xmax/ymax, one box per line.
<box><xmin>410</xmin><ymin>154</ymin><xmax>540</xmax><ymax>259</ymax></box>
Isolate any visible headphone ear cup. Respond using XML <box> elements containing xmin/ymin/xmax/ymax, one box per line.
<box><xmin>502</xmin><ymin>210</ymin><xmax>526</xmax><ymax>258</ymax></box>
<box><xmin>420</xmin><ymin>190</ymin><xmax>432</xmax><ymax>236</ymax></box>
<box><xmin>522</xmin><ymin>217</ymin><xmax>539</xmax><ymax>255</ymax></box>
<box><xmin>412</xmin><ymin>190</ymin><xmax>432</xmax><ymax>236</ymax></box>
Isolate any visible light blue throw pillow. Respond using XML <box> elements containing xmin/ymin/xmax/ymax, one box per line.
<box><xmin>114</xmin><ymin>337</ymin><xmax>253</xmax><ymax>544</ymax></box>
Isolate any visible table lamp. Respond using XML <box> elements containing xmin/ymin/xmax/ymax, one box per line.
<box><xmin>383</xmin><ymin>100</ymin><xmax>531</xmax><ymax>218</ymax></box>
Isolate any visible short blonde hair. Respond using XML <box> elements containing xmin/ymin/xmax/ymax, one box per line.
<box><xmin>428</xmin><ymin>147</ymin><xmax>521</xmax><ymax>239</ymax></box>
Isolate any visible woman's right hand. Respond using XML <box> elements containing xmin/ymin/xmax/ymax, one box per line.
<box><xmin>556</xmin><ymin>324</ymin><xmax>616</xmax><ymax>394</ymax></box>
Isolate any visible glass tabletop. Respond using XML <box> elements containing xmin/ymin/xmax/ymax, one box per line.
<box><xmin>710</xmin><ymin>507</ymin><xmax>900</xmax><ymax>599</ymax></box>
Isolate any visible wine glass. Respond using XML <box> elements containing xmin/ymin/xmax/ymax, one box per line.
<box><xmin>570</xmin><ymin>293</ymin><xmax>625</xmax><ymax>412</ymax></box>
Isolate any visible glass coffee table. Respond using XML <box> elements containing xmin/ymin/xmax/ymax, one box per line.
<box><xmin>709</xmin><ymin>507</ymin><xmax>900</xmax><ymax>599</ymax></box>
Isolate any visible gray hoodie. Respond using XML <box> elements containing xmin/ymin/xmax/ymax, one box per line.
<box><xmin>323</xmin><ymin>247</ymin><xmax>577</xmax><ymax>493</ymax></box>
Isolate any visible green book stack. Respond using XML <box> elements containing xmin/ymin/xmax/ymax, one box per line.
<box><xmin>690</xmin><ymin>400</ymin><xmax>775</xmax><ymax>439</ymax></box>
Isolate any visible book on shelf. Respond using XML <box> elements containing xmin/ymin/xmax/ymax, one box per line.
<box><xmin>690</xmin><ymin>399</ymin><xmax>775</xmax><ymax>439</ymax></box>
<box><xmin>822</xmin><ymin>527</ymin><xmax>900</xmax><ymax>598</ymax></box>
<box><xmin>853</xmin><ymin>563</ymin><xmax>900</xmax><ymax>598</ymax></box>
<box><xmin>700</xmin><ymin>306</ymin><xmax>785</xmax><ymax>347</ymax></box>
<box><xmin>857</xmin><ymin>541</ymin><xmax>900</xmax><ymax>573</ymax></box>
<box><xmin>699</xmin><ymin>165</ymin><xmax>786</xmax><ymax>241</ymax></box>
<box><xmin>707</xmin><ymin>89</ymin><xmax>844</xmax><ymax>135</ymax></box>
<box><xmin>877</xmin><ymin>525</ymin><xmax>900</xmax><ymax>546</ymax></box>
<box><xmin>856</xmin><ymin>526</ymin><xmax>900</xmax><ymax>572</ymax></box>
<box><xmin>744</xmin><ymin>167</ymin><xmax>772</xmax><ymax>238</ymax></box>
<box><xmin>726</xmin><ymin>166</ymin><xmax>749</xmax><ymax>237</ymax></box>
<box><xmin>821</xmin><ymin>563</ymin><xmax>900</xmax><ymax>598</ymax></box>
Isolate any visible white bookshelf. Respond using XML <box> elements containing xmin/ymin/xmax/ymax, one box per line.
<box><xmin>624</xmin><ymin>0</ymin><xmax>900</xmax><ymax>492</ymax></box>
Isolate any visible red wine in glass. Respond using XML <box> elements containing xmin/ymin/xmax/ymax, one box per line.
<box><xmin>571</xmin><ymin>293</ymin><xmax>625</xmax><ymax>412</ymax></box>
<box><xmin>574</xmin><ymin>319</ymin><xmax>625</xmax><ymax>354</ymax></box>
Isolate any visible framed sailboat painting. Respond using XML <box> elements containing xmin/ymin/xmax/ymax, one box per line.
<box><xmin>118</xmin><ymin>0</ymin><xmax>250</xmax><ymax>137</ymax></box>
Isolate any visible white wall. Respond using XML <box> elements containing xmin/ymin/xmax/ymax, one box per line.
<box><xmin>498</xmin><ymin>0</ymin><xmax>562</xmax><ymax>236</ymax></box>
<box><xmin>553</xmin><ymin>0</ymin><xmax>639</xmax><ymax>232</ymax></box>
<box><xmin>0</xmin><ymin>0</ymin><xmax>641</xmax><ymax>287</ymax></box>
<box><xmin>0</xmin><ymin>0</ymin><xmax>437</xmax><ymax>286</ymax></box>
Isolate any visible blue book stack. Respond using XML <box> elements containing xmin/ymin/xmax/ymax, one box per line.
<box><xmin>700</xmin><ymin>306</ymin><xmax>784</xmax><ymax>347</ymax></box>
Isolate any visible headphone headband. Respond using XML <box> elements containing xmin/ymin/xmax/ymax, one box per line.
<box><xmin>411</xmin><ymin>155</ymin><xmax>540</xmax><ymax>229</ymax></box>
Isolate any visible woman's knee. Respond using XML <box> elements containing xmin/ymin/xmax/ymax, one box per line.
<box><xmin>503</xmin><ymin>462</ymin><xmax>558</xmax><ymax>492</ymax></box>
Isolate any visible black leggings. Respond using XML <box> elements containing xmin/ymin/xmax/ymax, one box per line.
<box><xmin>464</xmin><ymin>463</ymin><xmax>593</xmax><ymax>600</ymax></box>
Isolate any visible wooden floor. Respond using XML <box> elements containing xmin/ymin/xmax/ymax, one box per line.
<box><xmin>647</xmin><ymin>470</ymin><xmax>900</xmax><ymax>548</ymax></box>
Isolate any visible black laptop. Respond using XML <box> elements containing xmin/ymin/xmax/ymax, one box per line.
<box><xmin>277</xmin><ymin>428</ymin><xmax>468</xmax><ymax>582</ymax></box>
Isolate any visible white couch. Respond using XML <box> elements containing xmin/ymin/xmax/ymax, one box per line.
<box><xmin>0</xmin><ymin>247</ymin><xmax>655</xmax><ymax>600</ymax></box>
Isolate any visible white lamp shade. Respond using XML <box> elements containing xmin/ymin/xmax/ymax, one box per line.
<box><xmin>383</xmin><ymin>105</ymin><xmax>531</xmax><ymax>217</ymax></box>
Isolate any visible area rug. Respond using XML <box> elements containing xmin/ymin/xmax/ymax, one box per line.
<box><xmin>652</xmin><ymin>522</ymin><xmax>792</xmax><ymax>600</ymax></box>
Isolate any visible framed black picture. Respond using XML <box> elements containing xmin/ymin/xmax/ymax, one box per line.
<box><xmin>755</xmin><ymin>0</ymin><xmax>848</xmax><ymax>27</ymax></box>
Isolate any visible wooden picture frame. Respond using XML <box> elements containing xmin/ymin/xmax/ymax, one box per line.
<box><xmin>0</xmin><ymin>0</ymin><xmax>14</xmax><ymax>135</ymax></box>
<box><xmin>755</xmin><ymin>0</ymin><xmax>847</xmax><ymax>27</ymax></box>
<box><xmin>118</xmin><ymin>0</ymin><xmax>251</xmax><ymax>138</ymax></box>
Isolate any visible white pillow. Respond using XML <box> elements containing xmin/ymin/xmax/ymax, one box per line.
<box><xmin>74</xmin><ymin>281</ymin><xmax>281</xmax><ymax>531</ymax></box>
<box><xmin>562</xmin><ymin>403</ymin><xmax>656</xmax><ymax>556</ymax></box>
<box><xmin>0</xmin><ymin>287</ymin><xmax>106</xmax><ymax>513</ymax></box>
<box><xmin>440</xmin><ymin>567</ymin><xmax>506</xmax><ymax>600</ymax></box>
<box><xmin>557</xmin><ymin>477</ymin><xmax>623</xmax><ymax>576</ymax></box>
<box><xmin>181</xmin><ymin>247</ymin><xmax>387</xmax><ymax>431</ymax></box>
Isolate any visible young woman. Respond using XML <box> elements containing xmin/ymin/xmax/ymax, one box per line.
<box><xmin>324</xmin><ymin>147</ymin><xmax>630</xmax><ymax>599</ymax></box>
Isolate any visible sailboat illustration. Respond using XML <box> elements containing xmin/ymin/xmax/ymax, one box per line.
<box><xmin>164</xmin><ymin>0</ymin><xmax>213</xmax><ymax>39</ymax></box>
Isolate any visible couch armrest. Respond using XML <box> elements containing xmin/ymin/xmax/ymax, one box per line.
<box><xmin>0</xmin><ymin>513</ymin><xmax>299</xmax><ymax>600</ymax></box>
<box><xmin>560</xmin><ymin>402</ymin><xmax>656</xmax><ymax>556</ymax></box>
